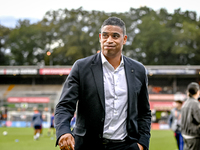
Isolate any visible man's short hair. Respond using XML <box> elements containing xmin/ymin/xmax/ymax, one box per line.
<box><xmin>101</xmin><ymin>17</ymin><xmax>126</xmax><ymax>35</ymax></box>
<box><xmin>187</xmin><ymin>82</ymin><xmax>200</xmax><ymax>97</ymax></box>
<box><xmin>174</xmin><ymin>100</ymin><xmax>183</xmax><ymax>104</ymax></box>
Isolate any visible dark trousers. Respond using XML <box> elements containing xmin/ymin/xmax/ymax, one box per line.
<box><xmin>102</xmin><ymin>139</ymin><xmax>140</xmax><ymax>150</ymax></box>
<box><xmin>175</xmin><ymin>132</ymin><xmax>184</xmax><ymax>150</ymax></box>
<box><xmin>183</xmin><ymin>137</ymin><xmax>200</xmax><ymax>150</ymax></box>
<box><xmin>74</xmin><ymin>137</ymin><xmax>140</xmax><ymax>150</ymax></box>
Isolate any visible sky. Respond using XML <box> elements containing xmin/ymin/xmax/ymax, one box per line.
<box><xmin>0</xmin><ymin>0</ymin><xmax>200</xmax><ymax>28</ymax></box>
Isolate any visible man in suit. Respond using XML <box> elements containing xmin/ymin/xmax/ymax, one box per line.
<box><xmin>55</xmin><ymin>17</ymin><xmax>151</xmax><ymax>150</ymax></box>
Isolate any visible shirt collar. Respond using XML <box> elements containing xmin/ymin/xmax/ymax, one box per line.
<box><xmin>101</xmin><ymin>52</ymin><xmax>124</xmax><ymax>66</ymax></box>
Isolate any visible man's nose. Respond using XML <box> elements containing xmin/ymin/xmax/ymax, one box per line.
<box><xmin>106</xmin><ymin>36</ymin><xmax>113</xmax><ymax>43</ymax></box>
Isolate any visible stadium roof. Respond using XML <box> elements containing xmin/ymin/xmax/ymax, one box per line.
<box><xmin>0</xmin><ymin>65</ymin><xmax>199</xmax><ymax>75</ymax></box>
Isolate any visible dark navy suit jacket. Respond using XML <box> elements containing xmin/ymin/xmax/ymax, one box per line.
<box><xmin>55</xmin><ymin>52</ymin><xmax>151</xmax><ymax>149</ymax></box>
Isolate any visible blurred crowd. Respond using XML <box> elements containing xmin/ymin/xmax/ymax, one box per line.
<box><xmin>168</xmin><ymin>82</ymin><xmax>200</xmax><ymax>150</ymax></box>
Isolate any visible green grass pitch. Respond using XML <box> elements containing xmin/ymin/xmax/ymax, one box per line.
<box><xmin>0</xmin><ymin>127</ymin><xmax>59</xmax><ymax>150</ymax></box>
<box><xmin>149</xmin><ymin>130</ymin><xmax>178</xmax><ymax>150</ymax></box>
<box><xmin>0</xmin><ymin>128</ymin><xmax>178</xmax><ymax>150</ymax></box>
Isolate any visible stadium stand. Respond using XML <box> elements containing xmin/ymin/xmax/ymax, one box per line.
<box><xmin>0</xmin><ymin>65</ymin><xmax>199</xmax><ymax>127</ymax></box>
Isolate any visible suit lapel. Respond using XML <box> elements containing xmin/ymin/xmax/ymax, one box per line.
<box><xmin>124</xmin><ymin>56</ymin><xmax>137</xmax><ymax>118</ymax></box>
<box><xmin>90</xmin><ymin>53</ymin><xmax>105</xmax><ymax>109</ymax></box>
<box><xmin>124</xmin><ymin>56</ymin><xmax>136</xmax><ymax>97</ymax></box>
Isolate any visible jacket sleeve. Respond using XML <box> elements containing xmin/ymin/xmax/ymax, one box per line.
<box><xmin>193</xmin><ymin>102</ymin><xmax>200</xmax><ymax>124</ymax></box>
<box><xmin>54</xmin><ymin>61</ymin><xmax>79</xmax><ymax>145</ymax></box>
<box><xmin>168</xmin><ymin>109</ymin><xmax>174</xmax><ymax>128</ymax></box>
<box><xmin>137</xmin><ymin>71</ymin><xmax>152</xmax><ymax>150</ymax></box>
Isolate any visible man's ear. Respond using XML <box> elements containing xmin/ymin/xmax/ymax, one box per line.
<box><xmin>123</xmin><ymin>35</ymin><xmax>127</xmax><ymax>45</ymax></box>
<box><xmin>99</xmin><ymin>33</ymin><xmax>101</xmax><ymax>42</ymax></box>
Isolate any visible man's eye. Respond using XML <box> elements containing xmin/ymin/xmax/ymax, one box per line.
<box><xmin>113</xmin><ymin>34</ymin><xmax>119</xmax><ymax>38</ymax></box>
<box><xmin>102</xmin><ymin>34</ymin><xmax>108</xmax><ymax>38</ymax></box>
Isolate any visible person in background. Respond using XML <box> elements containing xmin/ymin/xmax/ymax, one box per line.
<box><xmin>2</xmin><ymin>107</ymin><xmax>7</xmax><ymax>127</ymax></box>
<box><xmin>198</xmin><ymin>96</ymin><xmax>200</xmax><ymax>102</ymax></box>
<box><xmin>55</xmin><ymin>16</ymin><xmax>151</xmax><ymax>150</ymax></box>
<box><xmin>168</xmin><ymin>99</ymin><xmax>184</xmax><ymax>150</ymax></box>
<box><xmin>48</xmin><ymin>108</ymin><xmax>55</xmax><ymax>136</ymax></box>
<box><xmin>151</xmin><ymin>109</ymin><xmax>157</xmax><ymax>123</ymax></box>
<box><xmin>70</xmin><ymin>112</ymin><xmax>76</xmax><ymax>131</ymax></box>
<box><xmin>181</xmin><ymin>82</ymin><xmax>200</xmax><ymax>150</ymax></box>
<box><xmin>0</xmin><ymin>108</ymin><xmax>3</xmax><ymax>127</ymax></box>
<box><xmin>40</xmin><ymin>109</ymin><xmax>45</xmax><ymax>136</ymax></box>
<box><xmin>32</xmin><ymin>107</ymin><xmax>43</xmax><ymax>140</ymax></box>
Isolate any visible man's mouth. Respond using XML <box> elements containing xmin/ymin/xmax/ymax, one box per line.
<box><xmin>104</xmin><ymin>45</ymin><xmax>115</xmax><ymax>49</ymax></box>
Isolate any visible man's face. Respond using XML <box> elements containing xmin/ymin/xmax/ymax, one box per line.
<box><xmin>174</xmin><ymin>101</ymin><xmax>182</xmax><ymax>108</ymax></box>
<box><xmin>99</xmin><ymin>25</ymin><xmax>127</xmax><ymax>59</ymax></box>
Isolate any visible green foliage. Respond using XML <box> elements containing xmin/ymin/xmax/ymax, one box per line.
<box><xmin>0</xmin><ymin>25</ymin><xmax>11</xmax><ymax>65</ymax></box>
<box><xmin>128</xmin><ymin>8</ymin><xmax>200</xmax><ymax>65</ymax></box>
<box><xmin>1</xmin><ymin>7</ymin><xmax>200</xmax><ymax>65</ymax></box>
<box><xmin>8</xmin><ymin>20</ymin><xmax>46</xmax><ymax>65</ymax></box>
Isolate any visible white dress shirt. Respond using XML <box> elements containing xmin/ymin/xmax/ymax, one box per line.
<box><xmin>101</xmin><ymin>52</ymin><xmax>128</xmax><ymax>140</ymax></box>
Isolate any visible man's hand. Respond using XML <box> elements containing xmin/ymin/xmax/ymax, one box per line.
<box><xmin>58</xmin><ymin>133</ymin><xmax>75</xmax><ymax>150</ymax></box>
<box><xmin>137</xmin><ymin>143</ymin><xmax>144</xmax><ymax>150</ymax></box>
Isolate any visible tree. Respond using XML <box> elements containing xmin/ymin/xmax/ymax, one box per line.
<box><xmin>8</xmin><ymin>19</ymin><xmax>46</xmax><ymax>65</ymax></box>
<box><xmin>128</xmin><ymin>8</ymin><xmax>200</xmax><ymax>65</ymax></box>
<box><xmin>1</xmin><ymin>7</ymin><xmax>200</xmax><ymax>65</ymax></box>
<box><xmin>41</xmin><ymin>8</ymin><xmax>109</xmax><ymax>65</ymax></box>
<box><xmin>0</xmin><ymin>25</ymin><xmax>11</xmax><ymax>65</ymax></box>
<box><xmin>172</xmin><ymin>21</ymin><xmax>200</xmax><ymax>64</ymax></box>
